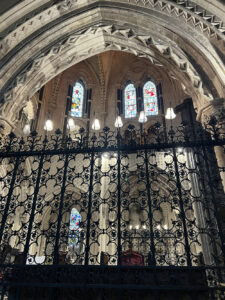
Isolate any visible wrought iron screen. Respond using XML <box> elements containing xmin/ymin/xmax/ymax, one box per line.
<box><xmin>0</xmin><ymin>119</ymin><xmax>224</xmax><ymax>299</ymax></box>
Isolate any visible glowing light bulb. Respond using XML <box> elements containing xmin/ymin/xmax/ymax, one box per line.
<box><xmin>23</xmin><ymin>124</ymin><xmax>31</xmax><ymax>135</ymax></box>
<box><xmin>165</xmin><ymin>107</ymin><xmax>176</xmax><ymax>120</ymax></box>
<box><xmin>44</xmin><ymin>120</ymin><xmax>53</xmax><ymax>131</ymax></box>
<box><xmin>177</xmin><ymin>147</ymin><xmax>183</xmax><ymax>153</ymax></box>
<box><xmin>67</xmin><ymin>118</ymin><xmax>75</xmax><ymax>131</ymax></box>
<box><xmin>102</xmin><ymin>152</ymin><xmax>109</xmax><ymax>158</ymax></box>
<box><xmin>92</xmin><ymin>118</ymin><xmax>100</xmax><ymax>130</ymax></box>
<box><xmin>115</xmin><ymin>116</ymin><xmax>123</xmax><ymax>128</ymax></box>
<box><xmin>138</xmin><ymin>111</ymin><xmax>147</xmax><ymax>123</ymax></box>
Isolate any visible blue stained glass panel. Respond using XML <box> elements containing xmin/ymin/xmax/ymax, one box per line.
<box><xmin>68</xmin><ymin>208</ymin><xmax>81</xmax><ymax>248</ymax></box>
<box><xmin>124</xmin><ymin>83</ymin><xmax>137</xmax><ymax>118</ymax></box>
<box><xmin>71</xmin><ymin>82</ymin><xmax>84</xmax><ymax>117</ymax></box>
<box><xmin>143</xmin><ymin>81</ymin><xmax>158</xmax><ymax>116</ymax></box>
<box><xmin>70</xmin><ymin>208</ymin><xmax>81</xmax><ymax>230</ymax></box>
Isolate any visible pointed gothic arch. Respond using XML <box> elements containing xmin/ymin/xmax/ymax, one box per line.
<box><xmin>0</xmin><ymin>2</ymin><xmax>224</xmax><ymax>132</ymax></box>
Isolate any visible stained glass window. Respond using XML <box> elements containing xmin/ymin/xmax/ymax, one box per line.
<box><xmin>68</xmin><ymin>208</ymin><xmax>81</xmax><ymax>248</ymax></box>
<box><xmin>124</xmin><ymin>83</ymin><xmax>137</xmax><ymax>118</ymax></box>
<box><xmin>143</xmin><ymin>81</ymin><xmax>158</xmax><ymax>116</ymax></box>
<box><xmin>71</xmin><ymin>82</ymin><xmax>84</xmax><ymax>117</ymax></box>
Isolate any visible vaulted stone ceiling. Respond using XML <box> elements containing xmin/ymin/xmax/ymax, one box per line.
<box><xmin>0</xmin><ymin>0</ymin><xmax>224</xmax><ymax>133</ymax></box>
<box><xmin>36</xmin><ymin>50</ymin><xmax>186</xmax><ymax>130</ymax></box>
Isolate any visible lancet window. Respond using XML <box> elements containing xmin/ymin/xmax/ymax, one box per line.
<box><xmin>68</xmin><ymin>208</ymin><xmax>82</xmax><ymax>249</ymax></box>
<box><xmin>124</xmin><ymin>83</ymin><xmax>137</xmax><ymax>118</ymax></box>
<box><xmin>123</xmin><ymin>80</ymin><xmax>159</xmax><ymax>119</ymax></box>
<box><xmin>143</xmin><ymin>80</ymin><xmax>158</xmax><ymax>116</ymax></box>
<box><xmin>71</xmin><ymin>81</ymin><xmax>85</xmax><ymax>117</ymax></box>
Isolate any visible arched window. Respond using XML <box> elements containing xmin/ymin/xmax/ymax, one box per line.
<box><xmin>71</xmin><ymin>81</ymin><xmax>85</xmax><ymax>117</ymax></box>
<box><xmin>124</xmin><ymin>83</ymin><xmax>137</xmax><ymax>118</ymax></box>
<box><xmin>143</xmin><ymin>81</ymin><xmax>158</xmax><ymax>116</ymax></box>
<box><xmin>68</xmin><ymin>208</ymin><xmax>81</xmax><ymax>249</ymax></box>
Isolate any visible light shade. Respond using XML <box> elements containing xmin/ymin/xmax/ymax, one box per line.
<box><xmin>165</xmin><ymin>107</ymin><xmax>176</xmax><ymax>119</ymax></box>
<box><xmin>44</xmin><ymin>119</ymin><xmax>53</xmax><ymax>131</ymax></box>
<box><xmin>177</xmin><ymin>147</ymin><xmax>183</xmax><ymax>153</ymax></box>
<box><xmin>102</xmin><ymin>152</ymin><xmax>109</xmax><ymax>158</ymax></box>
<box><xmin>138</xmin><ymin>111</ymin><xmax>147</xmax><ymax>123</ymax></box>
<box><xmin>67</xmin><ymin>118</ymin><xmax>75</xmax><ymax>131</ymax></box>
<box><xmin>92</xmin><ymin>118</ymin><xmax>100</xmax><ymax>130</ymax></box>
<box><xmin>23</xmin><ymin>124</ymin><xmax>31</xmax><ymax>135</ymax></box>
<box><xmin>115</xmin><ymin>116</ymin><xmax>123</xmax><ymax>128</ymax></box>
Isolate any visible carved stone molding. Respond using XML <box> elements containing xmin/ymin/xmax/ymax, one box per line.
<box><xmin>57</xmin><ymin>0</ymin><xmax>78</xmax><ymax>12</ymax></box>
<box><xmin>127</xmin><ymin>0</ymin><xmax>225</xmax><ymax>40</ymax></box>
<box><xmin>0</xmin><ymin>24</ymin><xmax>214</xmax><ymax>118</ymax></box>
<box><xmin>0</xmin><ymin>0</ymin><xmax>224</xmax><ymax>65</ymax></box>
<box><xmin>0</xmin><ymin>0</ymin><xmax>224</xmax><ymax>45</ymax></box>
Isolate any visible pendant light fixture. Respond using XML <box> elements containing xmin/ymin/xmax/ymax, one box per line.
<box><xmin>115</xmin><ymin>116</ymin><xmax>123</xmax><ymax>128</ymax></box>
<box><xmin>44</xmin><ymin>119</ymin><xmax>53</xmax><ymax>131</ymax></box>
<box><xmin>67</xmin><ymin>118</ymin><xmax>75</xmax><ymax>131</ymax></box>
<box><xmin>23</xmin><ymin>124</ymin><xmax>31</xmax><ymax>135</ymax></box>
<box><xmin>165</xmin><ymin>107</ymin><xmax>176</xmax><ymax>120</ymax></box>
<box><xmin>138</xmin><ymin>110</ymin><xmax>147</xmax><ymax>123</ymax></box>
<box><xmin>92</xmin><ymin>118</ymin><xmax>101</xmax><ymax>130</ymax></box>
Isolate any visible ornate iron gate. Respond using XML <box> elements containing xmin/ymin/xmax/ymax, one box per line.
<box><xmin>0</xmin><ymin>118</ymin><xmax>224</xmax><ymax>299</ymax></box>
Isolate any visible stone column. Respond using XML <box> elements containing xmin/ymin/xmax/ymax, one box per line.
<box><xmin>197</xmin><ymin>98</ymin><xmax>225</xmax><ymax>193</ymax></box>
<box><xmin>214</xmin><ymin>146</ymin><xmax>225</xmax><ymax>192</ymax></box>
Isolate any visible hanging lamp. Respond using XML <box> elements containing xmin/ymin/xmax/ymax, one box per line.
<box><xmin>23</xmin><ymin>124</ymin><xmax>31</xmax><ymax>135</ymax></box>
<box><xmin>138</xmin><ymin>111</ymin><xmax>147</xmax><ymax>123</ymax></box>
<box><xmin>92</xmin><ymin>118</ymin><xmax>101</xmax><ymax>130</ymax></box>
<box><xmin>44</xmin><ymin>119</ymin><xmax>53</xmax><ymax>131</ymax></box>
<box><xmin>165</xmin><ymin>107</ymin><xmax>176</xmax><ymax>119</ymax></box>
<box><xmin>67</xmin><ymin>118</ymin><xmax>75</xmax><ymax>131</ymax></box>
<box><xmin>115</xmin><ymin>116</ymin><xmax>123</xmax><ymax>128</ymax></box>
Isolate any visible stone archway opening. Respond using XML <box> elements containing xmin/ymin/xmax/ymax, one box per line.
<box><xmin>0</xmin><ymin>2</ymin><xmax>224</xmax><ymax>133</ymax></box>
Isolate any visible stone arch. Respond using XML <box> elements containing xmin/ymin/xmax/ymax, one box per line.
<box><xmin>0</xmin><ymin>2</ymin><xmax>224</xmax><ymax>132</ymax></box>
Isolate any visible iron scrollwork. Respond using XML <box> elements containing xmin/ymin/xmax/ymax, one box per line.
<box><xmin>0</xmin><ymin>119</ymin><xmax>224</xmax><ymax>299</ymax></box>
